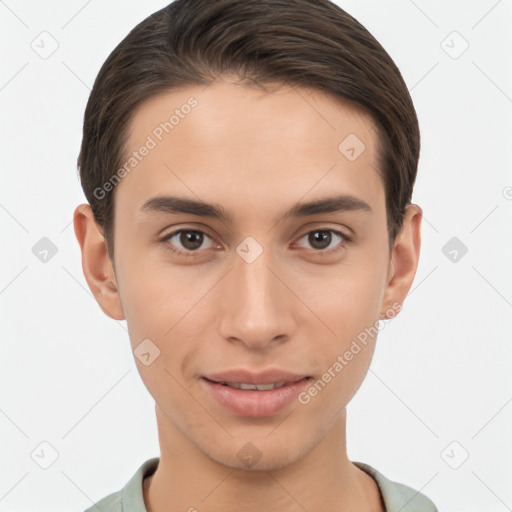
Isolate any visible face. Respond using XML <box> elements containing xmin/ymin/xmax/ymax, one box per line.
<box><xmin>75</xmin><ymin>78</ymin><xmax>421</xmax><ymax>471</ymax></box>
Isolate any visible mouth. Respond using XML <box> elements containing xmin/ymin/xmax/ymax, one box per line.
<box><xmin>203</xmin><ymin>378</ymin><xmax>305</xmax><ymax>390</ymax></box>
<box><xmin>201</xmin><ymin>376</ymin><xmax>312</xmax><ymax>417</ymax></box>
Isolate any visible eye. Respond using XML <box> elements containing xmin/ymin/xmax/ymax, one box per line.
<box><xmin>160</xmin><ymin>226</ymin><xmax>350</xmax><ymax>259</ymax></box>
<box><xmin>295</xmin><ymin>228</ymin><xmax>350</xmax><ymax>254</ymax></box>
<box><xmin>161</xmin><ymin>229</ymin><xmax>217</xmax><ymax>256</ymax></box>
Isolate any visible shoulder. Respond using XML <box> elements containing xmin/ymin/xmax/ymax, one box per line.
<box><xmin>83</xmin><ymin>457</ymin><xmax>160</xmax><ymax>512</ymax></box>
<box><xmin>353</xmin><ymin>461</ymin><xmax>438</xmax><ymax>512</ymax></box>
<box><xmin>84</xmin><ymin>491</ymin><xmax>122</xmax><ymax>512</ymax></box>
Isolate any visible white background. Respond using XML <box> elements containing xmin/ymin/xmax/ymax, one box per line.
<box><xmin>1</xmin><ymin>1</ymin><xmax>511</xmax><ymax>511</ymax></box>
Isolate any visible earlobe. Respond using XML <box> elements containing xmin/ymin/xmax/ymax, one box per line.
<box><xmin>73</xmin><ymin>204</ymin><xmax>125</xmax><ymax>321</ymax></box>
<box><xmin>380</xmin><ymin>204</ymin><xmax>422</xmax><ymax>319</ymax></box>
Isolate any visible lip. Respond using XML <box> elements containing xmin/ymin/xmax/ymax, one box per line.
<box><xmin>201</xmin><ymin>369</ymin><xmax>312</xmax><ymax>417</ymax></box>
<box><xmin>203</xmin><ymin>368</ymin><xmax>309</xmax><ymax>385</ymax></box>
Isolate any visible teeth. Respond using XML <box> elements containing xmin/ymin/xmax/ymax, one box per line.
<box><xmin>222</xmin><ymin>381</ymin><xmax>287</xmax><ymax>390</ymax></box>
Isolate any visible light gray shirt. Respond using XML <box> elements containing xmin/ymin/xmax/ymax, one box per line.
<box><xmin>84</xmin><ymin>457</ymin><xmax>438</xmax><ymax>512</ymax></box>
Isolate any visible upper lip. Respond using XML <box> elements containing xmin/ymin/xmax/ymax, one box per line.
<box><xmin>203</xmin><ymin>369</ymin><xmax>310</xmax><ymax>385</ymax></box>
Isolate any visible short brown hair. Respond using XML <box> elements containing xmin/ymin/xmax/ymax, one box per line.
<box><xmin>77</xmin><ymin>0</ymin><xmax>420</xmax><ymax>259</ymax></box>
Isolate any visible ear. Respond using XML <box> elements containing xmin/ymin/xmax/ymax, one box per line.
<box><xmin>73</xmin><ymin>204</ymin><xmax>125</xmax><ymax>320</ymax></box>
<box><xmin>380</xmin><ymin>204</ymin><xmax>422</xmax><ymax>319</ymax></box>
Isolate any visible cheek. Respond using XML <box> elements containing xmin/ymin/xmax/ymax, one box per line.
<box><xmin>299</xmin><ymin>251</ymin><xmax>387</xmax><ymax>401</ymax></box>
<box><xmin>117</xmin><ymin>269</ymin><xmax>197</xmax><ymax>414</ymax></box>
<box><xmin>115</xmin><ymin>254</ymin><xmax>212</xmax><ymax>385</ymax></box>
<box><xmin>116</xmin><ymin>250</ymin><xmax>199</xmax><ymax>339</ymax></box>
<box><xmin>303</xmin><ymin>256</ymin><xmax>386</xmax><ymax>339</ymax></box>
<box><xmin>298</xmin><ymin>345</ymin><xmax>375</xmax><ymax>424</ymax></box>
<box><xmin>299</xmin><ymin>273</ymin><xmax>384</xmax><ymax>413</ymax></box>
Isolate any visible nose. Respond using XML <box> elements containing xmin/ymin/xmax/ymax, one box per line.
<box><xmin>217</xmin><ymin>242</ymin><xmax>296</xmax><ymax>350</ymax></box>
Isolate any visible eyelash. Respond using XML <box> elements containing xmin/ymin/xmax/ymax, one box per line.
<box><xmin>160</xmin><ymin>227</ymin><xmax>351</xmax><ymax>258</ymax></box>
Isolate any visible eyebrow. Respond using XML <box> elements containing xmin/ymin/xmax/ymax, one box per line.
<box><xmin>139</xmin><ymin>194</ymin><xmax>372</xmax><ymax>224</ymax></box>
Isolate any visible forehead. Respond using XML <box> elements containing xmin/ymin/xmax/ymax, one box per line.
<box><xmin>115</xmin><ymin>79</ymin><xmax>384</xmax><ymax>221</ymax></box>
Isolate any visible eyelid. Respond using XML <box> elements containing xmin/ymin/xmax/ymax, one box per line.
<box><xmin>159</xmin><ymin>221</ymin><xmax>216</xmax><ymax>238</ymax></box>
<box><xmin>296</xmin><ymin>225</ymin><xmax>351</xmax><ymax>241</ymax></box>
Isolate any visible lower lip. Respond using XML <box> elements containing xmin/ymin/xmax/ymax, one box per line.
<box><xmin>202</xmin><ymin>377</ymin><xmax>311</xmax><ymax>417</ymax></box>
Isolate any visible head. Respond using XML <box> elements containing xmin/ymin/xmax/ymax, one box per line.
<box><xmin>74</xmin><ymin>0</ymin><xmax>422</xmax><ymax>470</ymax></box>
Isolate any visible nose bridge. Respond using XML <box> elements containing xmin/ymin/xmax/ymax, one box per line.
<box><xmin>218</xmin><ymin>238</ymin><xmax>293</xmax><ymax>347</ymax></box>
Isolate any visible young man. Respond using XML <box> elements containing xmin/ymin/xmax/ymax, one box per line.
<box><xmin>74</xmin><ymin>0</ymin><xmax>438</xmax><ymax>510</ymax></box>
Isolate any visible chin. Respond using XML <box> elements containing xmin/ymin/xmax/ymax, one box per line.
<box><xmin>204</xmin><ymin>436</ymin><xmax>310</xmax><ymax>472</ymax></box>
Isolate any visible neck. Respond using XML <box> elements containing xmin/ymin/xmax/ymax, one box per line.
<box><xmin>143</xmin><ymin>405</ymin><xmax>385</xmax><ymax>512</ymax></box>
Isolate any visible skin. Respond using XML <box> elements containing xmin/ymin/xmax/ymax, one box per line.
<box><xmin>74</xmin><ymin>77</ymin><xmax>422</xmax><ymax>512</ymax></box>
